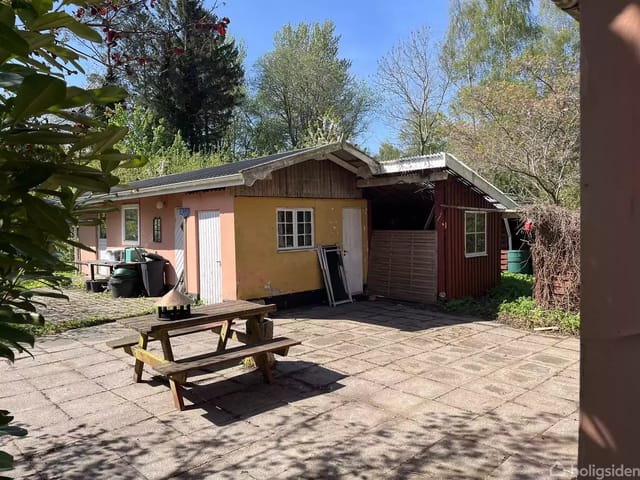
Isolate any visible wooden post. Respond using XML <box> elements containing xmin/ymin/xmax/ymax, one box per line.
<box><xmin>158</xmin><ymin>331</ymin><xmax>185</xmax><ymax>410</ymax></box>
<box><xmin>246</xmin><ymin>314</ymin><xmax>274</xmax><ymax>382</ymax></box>
<box><xmin>133</xmin><ymin>333</ymin><xmax>148</xmax><ymax>382</ymax></box>
<box><xmin>580</xmin><ymin>0</ymin><xmax>640</xmax><ymax>470</ymax></box>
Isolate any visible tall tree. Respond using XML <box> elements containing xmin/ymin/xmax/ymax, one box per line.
<box><xmin>449</xmin><ymin>10</ymin><xmax>580</xmax><ymax>206</ymax></box>
<box><xmin>377</xmin><ymin>27</ymin><xmax>451</xmax><ymax>156</ymax></box>
<box><xmin>253</xmin><ymin>21</ymin><xmax>374</xmax><ymax>151</ymax></box>
<box><xmin>78</xmin><ymin>0</ymin><xmax>244</xmax><ymax>152</ymax></box>
<box><xmin>441</xmin><ymin>0</ymin><xmax>539</xmax><ymax>86</ymax></box>
<box><xmin>443</xmin><ymin>0</ymin><xmax>580</xmax><ymax>206</ymax></box>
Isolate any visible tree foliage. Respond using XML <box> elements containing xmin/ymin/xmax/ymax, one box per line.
<box><xmin>377</xmin><ymin>27</ymin><xmax>450</xmax><ymax>156</ymax></box>
<box><xmin>0</xmin><ymin>0</ymin><xmax>141</xmax><ymax>474</ymax></box>
<box><xmin>451</xmin><ymin>58</ymin><xmax>580</xmax><ymax>205</ymax></box>
<box><xmin>107</xmin><ymin>104</ymin><xmax>225</xmax><ymax>182</ymax></box>
<box><xmin>442</xmin><ymin>1</ymin><xmax>580</xmax><ymax>206</ymax></box>
<box><xmin>78</xmin><ymin>0</ymin><xmax>244</xmax><ymax>152</ymax></box>
<box><xmin>442</xmin><ymin>0</ymin><xmax>539</xmax><ymax>85</ymax></box>
<box><xmin>252</xmin><ymin>21</ymin><xmax>374</xmax><ymax>152</ymax></box>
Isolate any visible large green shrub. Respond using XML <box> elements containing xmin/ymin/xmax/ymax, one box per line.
<box><xmin>0</xmin><ymin>0</ymin><xmax>140</xmax><ymax>475</ymax></box>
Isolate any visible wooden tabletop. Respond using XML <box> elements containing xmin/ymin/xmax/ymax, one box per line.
<box><xmin>81</xmin><ymin>260</ymin><xmax>141</xmax><ymax>267</ymax></box>
<box><xmin>117</xmin><ymin>300</ymin><xmax>277</xmax><ymax>334</ymax></box>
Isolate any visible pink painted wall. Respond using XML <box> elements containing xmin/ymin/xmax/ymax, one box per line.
<box><xmin>77</xmin><ymin>194</ymin><xmax>183</xmax><ymax>285</ymax></box>
<box><xmin>182</xmin><ymin>190</ymin><xmax>237</xmax><ymax>300</ymax></box>
<box><xmin>77</xmin><ymin>189</ymin><xmax>237</xmax><ymax>300</ymax></box>
<box><xmin>77</xmin><ymin>222</ymin><xmax>98</xmax><ymax>276</ymax></box>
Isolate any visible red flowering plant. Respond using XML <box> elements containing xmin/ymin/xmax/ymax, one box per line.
<box><xmin>72</xmin><ymin>0</ymin><xmax>230</xmax><ymax>78</ymax></box>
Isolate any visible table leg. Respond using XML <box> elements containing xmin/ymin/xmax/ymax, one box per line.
<box><xmin>246</xmin><ymin>314</ymin><xmax>273</xmax><ymax>384</ymax></box>
<box><xmin>158</xmin><ymin>331</ymin><xmax>184</xmax><ymax>410</ymax></box>
<box><xmin>216</xmin><ymin>320</ymin><xmax>232</xmax><ymax>352</ymax></box>
<box><xmin>90</xmin><ymin>264</ymin><xmax>95</xmax><ymax>281</ymax></box>
<box><xmin>133</xmin><ymin>333</ymin><xmax>148</xmax><ymax>382</ymax></box>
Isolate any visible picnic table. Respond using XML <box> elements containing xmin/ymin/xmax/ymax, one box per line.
<box><xmin>107</xmin><ymin>300</ymin><xmax>300</xmax><ymax>410</ymax></box>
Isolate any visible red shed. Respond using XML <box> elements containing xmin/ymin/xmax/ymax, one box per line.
<box><xmin>364</xmin><ymin>153</ymin><xmax>518</xmax><ymax>302</ymax></box>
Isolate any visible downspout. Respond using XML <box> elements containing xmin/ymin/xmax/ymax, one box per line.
<box><xmin>503</xmin><ymin>217</ymin><xmax>513</xmax><ymax>250</ymax></box>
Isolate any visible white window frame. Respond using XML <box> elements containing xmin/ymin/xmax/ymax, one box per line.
<box><xmin>276</xmin><ymin>208</ymin><xmax>314</xmax><ymax>251</ymax></box>
<box><xmin>464</xmin><ymin>211</ymin><xmax>487</xmax><ymax>258</ymax></box>
<box><xmin>121</xmin><ymin>204</ymin><xmax>140</xmax><ymax>246</ymax></box>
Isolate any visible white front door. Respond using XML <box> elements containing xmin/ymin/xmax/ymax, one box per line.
<box><xmin>97</xmin><ymin>215</ymin><xmax>108</xmax><ymax>276</ymax></box>
<box><xmin>342</xmin><ymin>208</ymin><xmax>363</xmax><ymax>295</ymax></box>
<box><xmin>174</xmin><ymin>209</ymin><xmax>185</xmax><ymax>282</ymax></box>
<box><xmin>198</xmin><ymin>210</ymin><xmax>222</xmax><ymax>304</ymax></box>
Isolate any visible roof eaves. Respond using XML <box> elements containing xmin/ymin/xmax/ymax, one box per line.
<box><xmin>444</xmin><ymin>153</ymin><xmax>519</xmax><ymax>210</ymax></box>
<box><xmin>240</xmin><ymin>142</ymin><xmax>378</xmax><ymax>185</ymax></box>
<box><xmin>376</xmin><ymin>152</ymin><xmax>518</xmax><ymax>211</ymax></box>
<box><xmin>83</xmin><ymin>173</ymin><xmax>245</xmax><ymax>203</ymax></box>
<box><xmin>377</xmin><ymin>153</ymin><xmax>447</xmax><ymax>174</ymax></box>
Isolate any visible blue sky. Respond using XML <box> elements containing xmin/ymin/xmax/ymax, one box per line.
<box><xmin>216</xmin><ymin>0</ymin><xmax>451</xmax><ymax>153</ymax></box>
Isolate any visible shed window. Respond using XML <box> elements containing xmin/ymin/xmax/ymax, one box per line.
<box><xmin>152</xmin><ymin>217</ymin><xmax>162</xmax><ymax>243</ymax></box>
<box><xmin>277</xmin><ymin>208</ymin><xmax>313</xmax><ymax>250</ymax></box>
<box><xmin>465</xmin><ymin>211</ymin><xmax>487</xmax><ymax>257</ymax></box>
<box><xmin>122</xmin><ymin>205</ymin><xmax>140</xmax><ymax>245</ymax></box>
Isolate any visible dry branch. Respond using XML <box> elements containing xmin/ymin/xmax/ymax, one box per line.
<box><xmin>521</xmin><ymin>205</ymin><xmax>580</xmax><ymax>312</ymax></box>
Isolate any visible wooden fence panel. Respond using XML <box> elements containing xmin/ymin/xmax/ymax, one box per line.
<box><xmin>368</xmin><ymin>230</ymin><xmax>437</xmax><ymax>303</ymax></box>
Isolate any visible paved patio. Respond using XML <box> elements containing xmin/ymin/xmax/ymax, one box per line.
<box><xmin>1</xmin><ymin>301</ymin><xmax>579</xmax><ymax>479</ymax></box>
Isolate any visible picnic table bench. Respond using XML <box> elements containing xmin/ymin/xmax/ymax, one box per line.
<box><xmin>107</xmin><ymin>300</ymin><xmax>300</xmax><ymax>410</ymax></box>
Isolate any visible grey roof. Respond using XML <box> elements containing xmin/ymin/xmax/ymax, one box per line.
<box><xmin>378</xmin><ymin>153</ymin><xmax>519</xmax><ymax>210</ymax></box>
<box><xmin>117</xmin><ymin>147</ymin><xmax>314</xmax><ymax>191</ymax></box>
<box><xmin>87</xmin><ymin>142</ymin><xmax>516</xmax><ymax>212</ymax></box>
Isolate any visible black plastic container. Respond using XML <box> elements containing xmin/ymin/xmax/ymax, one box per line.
<box><xmin>109</xmin><ymin>268</ymin><xmax>141</xmax><ymax>298</ymax></box>
<box><xmin>141</xmin><ymin>260</ymin><xmax>165</xmax><ymax>297</ymax></box>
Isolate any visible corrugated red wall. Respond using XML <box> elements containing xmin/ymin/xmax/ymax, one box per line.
<box><xmin>435</xmin><ymin>177</ymin><xmax>502</xmax><ymax>299</ymax></box>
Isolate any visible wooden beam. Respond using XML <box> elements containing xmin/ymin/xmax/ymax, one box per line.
<box><xmin>324</xmin><ymin>153</ymin><xmax>360</xmax><ymax>175</ymax></box>
<box><xmin>357</xmin><ymin>171</ymin><xmax>448</xmax><ymax>188</ymax></box>
<box><xmin>242</xmin><ymin>144</ymin><xmax>353</xmax><ymax>186</ymax></box>
<box><xmin>131</xmin><ymin>346</ymin><xmax>169</xmax><ymax>368</ymax></box>
<box><xmin>440</xmin><ymin>204</ymin><xmax>507</xmax><ymax>213</ymax></box>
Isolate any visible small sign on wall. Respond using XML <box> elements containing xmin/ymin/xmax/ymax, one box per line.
<box><xmin>178</xmin><ymin>208</ymin><xmax>190</xmax><ymax>218</ymax></box>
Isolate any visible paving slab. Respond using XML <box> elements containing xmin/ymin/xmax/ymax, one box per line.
<box><xmin>0</xmin><ymin>299</ymin><xmax>579</xmax><ymax>479</ymax></box>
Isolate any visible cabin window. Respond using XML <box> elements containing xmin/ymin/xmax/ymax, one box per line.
<box><xmin>152</xmin><ymin>217</ymin><xmax>162</xmax><ymax>243</ymax></box>
<box><xmin>122</xmin><ymin>204</ymin><xmax>140</xmax><ymax>245</ymax></box>
<box><xmin>464</xmin><ymin>211</ymin><xmax>487</xmax><ymax>257</ymax></box>
<box><xmin>277</xmin><ymin>208</ymin><xmax>314</xmax><ymax>250</ymax></box>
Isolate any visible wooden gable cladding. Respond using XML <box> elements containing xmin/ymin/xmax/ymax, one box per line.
<box><xmin>232</xmin><ymin>159</ymin><xmax>362</xmax><ymax>199</ymax></box>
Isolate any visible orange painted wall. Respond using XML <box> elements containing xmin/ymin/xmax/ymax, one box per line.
<box><xmin>181</xmin><ymin>190</ymin><xmax>237</xmax><ymax>300</ymax></box>
<box><xmin>233</xmin><ymin>196</ymin><xmax>368</xmax><ymax>299</ymax></box>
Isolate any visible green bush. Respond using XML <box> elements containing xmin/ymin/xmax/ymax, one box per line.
<box><xmin>443</xmin><ymin>273</ymin><xmax>580</xmax><ymax>335</ymax></box>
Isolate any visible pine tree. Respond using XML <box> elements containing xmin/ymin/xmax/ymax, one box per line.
<box><xmin>108</xmin><ymin>0</ymin><xmax>244</xmax><ymax>151</ymax></box>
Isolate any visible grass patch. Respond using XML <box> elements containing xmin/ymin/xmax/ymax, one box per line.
<box><xmin>17</xmin><ymin>306</ymin><xmax>156</xmax><ymax>337</ymax></box>
<box><xmin>19</xmin><ymin>270</ymin><xmax>84</xmax><ymax>290</ymax></box>
<box><xmin>442</xmin><ymin>273</ymin><xmax>580</xmax><ymax>335</ymax></box>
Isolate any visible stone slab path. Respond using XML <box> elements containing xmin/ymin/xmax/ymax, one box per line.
<box><xmin>1</xmin><ymin>301</ymin><xmax>579</xmax><ymax>479</ymax></box>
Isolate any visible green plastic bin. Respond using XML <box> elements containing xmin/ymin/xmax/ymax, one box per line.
<box><xmin>507</xmin><ymin>250</ymin><xmax>533</xmax><ymax>274</ymax></box>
